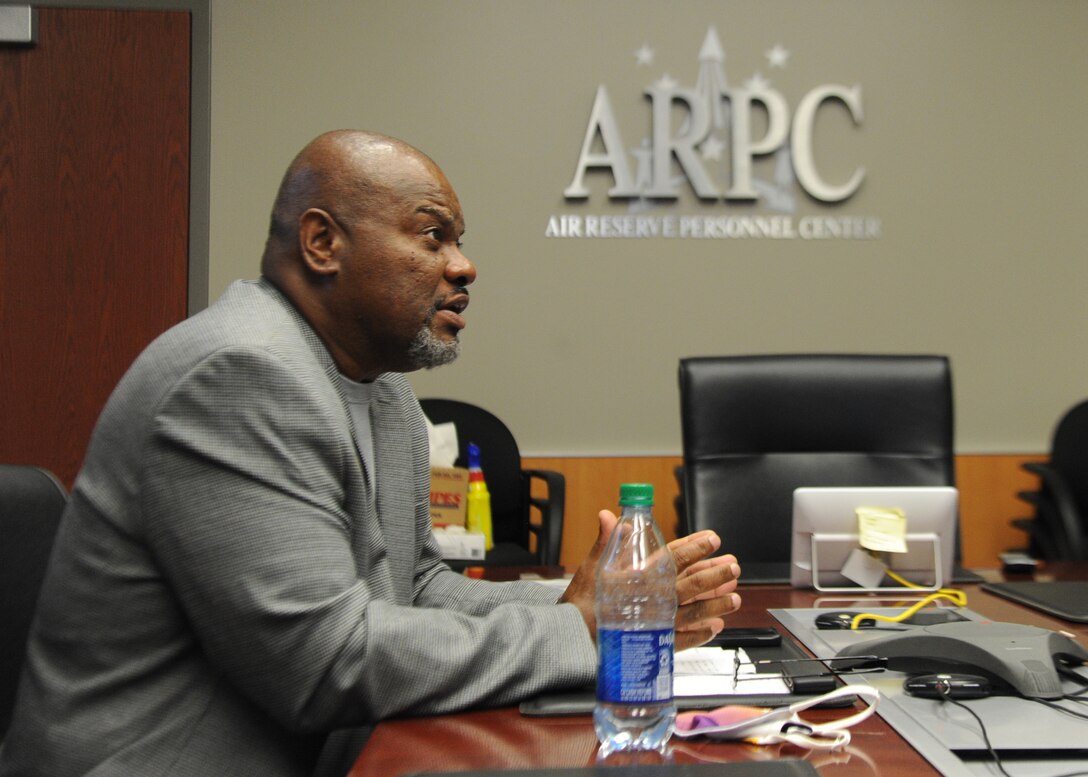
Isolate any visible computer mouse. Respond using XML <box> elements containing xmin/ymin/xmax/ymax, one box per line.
<box><xmin>814</xmin><ymin>611</ymin><xmax>877</xmax><ymax>630</ymax></box>
<box><xmin>903</xmin><ymin>673</ymin><xmax>992</xmax><ymax>700</ymax></box>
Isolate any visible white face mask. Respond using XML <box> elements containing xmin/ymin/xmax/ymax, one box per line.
<box><xmin>673</xmin><ymin>685</ymin><xmax>881</xmax><ymax>750</ymax></box>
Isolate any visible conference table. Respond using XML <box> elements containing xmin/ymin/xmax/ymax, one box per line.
<box><xmin>348</xmin><ymin>564</ymin><xmax>1088</xmax><ymax>776</ymax></box>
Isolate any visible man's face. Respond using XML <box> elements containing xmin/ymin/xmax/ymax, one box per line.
<box><xmin>333</xmin><ymin>152</ymin><xmax>475</xmax><ymax>376</ymax></box>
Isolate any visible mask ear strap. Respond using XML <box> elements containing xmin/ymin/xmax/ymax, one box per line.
<box><xmin>786</xmin><ymin>685</ymin><xmax>881</xmax><ymax>732</ymax></box>
<box><xmin>775</xmin><ymin>728</ymin><xmax>852</xmax><ymax>750</ymax></box>
<box><xmin>753</xmin><ymin>687</ymin><xmax>879</xmax><ymax>750</ymax></box>
<box><xmin>744</xmin><ymin>719</ymin><xmax>850</xmax><ymax>749</ymax></box>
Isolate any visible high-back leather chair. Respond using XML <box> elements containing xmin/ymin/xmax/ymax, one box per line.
<box><xmin>420</xmin><ymin>399</ymin><xmax>565</xmax><ymax>566</ymax></box>
<box><xmin>1013</xmin><ymin>399</ymin><xmax>1088</xmax><ymax>560</ymax></box>
<box><xmin>678</xmin><ymin>354</ymin><xmax>957</xmax><ymax>582</ymax></box>
<box><xmin>0</xmin><ymin>465</ymin><xmax>68</xmax><ymax>739</ymax></box>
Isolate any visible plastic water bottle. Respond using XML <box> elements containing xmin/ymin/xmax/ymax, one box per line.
<box><xmin>594</xmin><ymin>483</ymin><xmax>678</xmax><ymax>755</ymax></box>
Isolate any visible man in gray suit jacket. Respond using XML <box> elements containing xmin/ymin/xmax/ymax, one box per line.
<box><xmin>0</xmin><ymin>131</ymin><xmax>741</xmax><ymax>776</ymax></box>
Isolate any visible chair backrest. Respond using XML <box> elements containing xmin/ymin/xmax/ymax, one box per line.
<box><xmin>1049</xmin><ymin>399</ymin><xmax>1088</xmax><ymax>522</ymax></box>
<box><xmin>0</xmin><ymin>465</ymin><xmax>67</xmax><ymax>739</ymax></box>
<box><xmin>1044</xmin><ymin>396</ymin><xmax>1088</xmax><ymax>541</ymax></box>
<box><xmin>418</xmin><ymin>399</ymin><xmax>530</xmax><ymax>550</ymax></box>
<box><xmin>678</xmin><ymin>354</ymin><xmax>956</xmax><ymax>565</ymax></box>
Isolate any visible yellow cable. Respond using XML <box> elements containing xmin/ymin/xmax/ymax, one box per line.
<box><xmin>850</xmin><ymin>567</ymin><xmax>967</xmax><ymax>629</ymax></box>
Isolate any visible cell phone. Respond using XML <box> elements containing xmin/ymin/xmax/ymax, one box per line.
<box><xmin>708</xmin><ymin>627</ymin><xmax>782</xmax><ymax>648</ymax></box>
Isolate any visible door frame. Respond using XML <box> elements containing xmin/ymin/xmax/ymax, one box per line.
<box><xmin>12</xmin><ymin>0</ymin><xmax>211</xmax><ymax>313</ymax></box>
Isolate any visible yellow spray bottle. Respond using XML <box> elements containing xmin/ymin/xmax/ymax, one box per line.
<box><xmin>465</xmin><ymin>442</ymin><xmax>494</xmax><ymax>551</ymax></box>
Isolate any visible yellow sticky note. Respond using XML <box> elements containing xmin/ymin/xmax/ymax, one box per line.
<box><xmin>856</xmin><ymin>506</ymin><xmax>907</xmax><ymax>554</ymax></box>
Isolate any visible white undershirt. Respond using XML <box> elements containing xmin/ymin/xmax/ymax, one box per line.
<box><xmin>338</xmin><ymin>374</ymin><xmax>376</xmax><ymax>477</ymax></box>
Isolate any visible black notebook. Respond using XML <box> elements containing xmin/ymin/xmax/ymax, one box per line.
<box><xmin>982</xmin><ymin>580</ymin><xmax>1088</xmax><ymax>623</ymax></box>
<box><xmin>406</xmin><ymin>761</ymin><xmax>820</xmax><ymax>777</ymax></box>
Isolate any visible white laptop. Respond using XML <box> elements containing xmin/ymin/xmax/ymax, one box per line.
<box><xmin>789</xmin><ymin>486</ymin><xmax>958</xmax><ymax>592</ymax></box>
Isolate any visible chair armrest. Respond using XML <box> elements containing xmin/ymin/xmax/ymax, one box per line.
<box><xmin>1021</xmin><ymin>461</ymin><xmax>1049</xmax><ymax>477</ymax></box>
<box><xmin>523</xmin><ymin>469</ymin><xmax>565</xmax><ymax>566</ymax></box>
<box><xmin>1018</xmin><ymin>462</ymin><xmax>1087</xmax><ymax>559</ymax></box>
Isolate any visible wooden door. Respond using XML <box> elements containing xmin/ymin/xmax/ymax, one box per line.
<box><xmin>0</xmin><ymin>8</ymin><xmax>190</xmax><ymax>487</ymax></box>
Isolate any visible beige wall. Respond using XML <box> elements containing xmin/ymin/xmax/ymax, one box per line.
<box><xmin>209</xmin><ymin>0</ymin><xmax>1088</xmax><ymax>458</ymax></box>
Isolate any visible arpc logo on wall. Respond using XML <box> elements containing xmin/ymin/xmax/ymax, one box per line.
<box><xmin>545</xmin><ymin>26</ymin><xmax>882</xmax><ymax>241</ymax></box>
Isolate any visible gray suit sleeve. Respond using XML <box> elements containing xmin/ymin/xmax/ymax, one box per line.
<box><xmin>141</xmin><ymin>347</ymin><xmax>595</xmax><ymax>732</ymax></box>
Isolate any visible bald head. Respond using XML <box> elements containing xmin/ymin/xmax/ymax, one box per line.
<box><xmin>262</xmin><ymin>130</ymin><xmax>438</xmax><ymax>270</ymax></box>
<box><xmin>255</xmin><ymin>130</ymin><xmax>474</xmax><ymax>381</ymax></box>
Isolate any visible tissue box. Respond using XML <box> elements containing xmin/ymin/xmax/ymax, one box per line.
<box><xmin>432</xmin><ymin>528</ymin><xmax>486</xmax><ymax>560</ymax></box>
<box><xmin>430</xmin><ymin>466</ymin><xmax>468</xmax><ymax>527</ymax></box>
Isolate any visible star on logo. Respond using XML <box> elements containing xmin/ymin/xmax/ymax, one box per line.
<box><xmin>745</xmin><ymin>72</ymin><xmax>771</xmax><ymax>92</ymax></box>
<box><xmin>766</xmin><ymin>43</ymin><xmax>790</xmax><ymax>69</ymax></box>
<box><xmin>654</xmin><ymin>73</ymin><xmax>678</xmax><ymax>90</ymax></box>
<box><xmin>635</xmin><ymin>44</ymin><xmax>654</xmax><ymax>66</ymax></box>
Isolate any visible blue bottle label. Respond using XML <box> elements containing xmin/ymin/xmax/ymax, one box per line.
<box><xmin>596</xmin><ymin>627</ymin><xmax>674</xmax><ymax>704</ymax></box>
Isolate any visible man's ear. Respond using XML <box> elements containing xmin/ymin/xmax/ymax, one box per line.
<box><xmin>298</xmin><ymin>208</ymin><xmax>343</xmax><ymax>276</ymax></box>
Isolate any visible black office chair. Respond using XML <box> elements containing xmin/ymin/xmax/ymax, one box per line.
<box><xmin>419</xmin><ymin>399</ymin><xmax>565</xmax><ymax>566</ymax></box>
<box><xmin>677</xmin><ymin>354</ymin><xmax>960</xmax><ymax>582</ymax></box>
<box><xmin>0</xmin><ymin>465</ymin><xmax>68</xmax><ymax>739</ymax></box>
<box><xmin>1012</xmin><ymin>399</ymin><xmax>1088</xmax><ymax>561</ymax></box>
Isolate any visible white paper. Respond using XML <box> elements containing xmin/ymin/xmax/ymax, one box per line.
<box><xmin>840</xmin><ymin>546</ymin><xmax>889</xmax><ymax>589</ymax></box>
<box><xmin>673</xmin><ymin>647</ymin><xmax>791</xmax><ymax>696</ymax></box>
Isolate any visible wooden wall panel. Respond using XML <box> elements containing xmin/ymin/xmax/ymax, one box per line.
<box><xmin>955</xmin><ymin>454</ymin><xmax>1046</xmax><ymax>570</ymax></box>
<box><xmin>524</xmin><ymin>454</ymin><xmax>1047</xmax><ymax>572</ymax></box>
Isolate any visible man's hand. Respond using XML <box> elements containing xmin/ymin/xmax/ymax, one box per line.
<box><xmin>560</xmin><ymin>510</ymin><xmax>742</xmax><ymax>651</ymax></box>
<box><xmin>558</xmin><ymin>510</ymin><xmax>618</xmax><ymax>641</ymax></box>
<box><xmin>669</xmin><ymin>530</ymin><xmax>742</xmax><ymax>650</ymax></box>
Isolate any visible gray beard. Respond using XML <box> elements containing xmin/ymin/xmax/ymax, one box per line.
<box><xmin>407</xmin><ymin>323</ymin><xmax>460</xmax><ymax>370</ymax></box>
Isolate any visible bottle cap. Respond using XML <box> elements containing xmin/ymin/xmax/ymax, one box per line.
<box><xmin>467</xmin><ymin>442</ymin><xmax>482</xmax><ymax>470</ymax></box>
<box><xmin>619</xmin><ymin>482</ymin><xmax>654</xmax><ymax>506</ymax></box>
